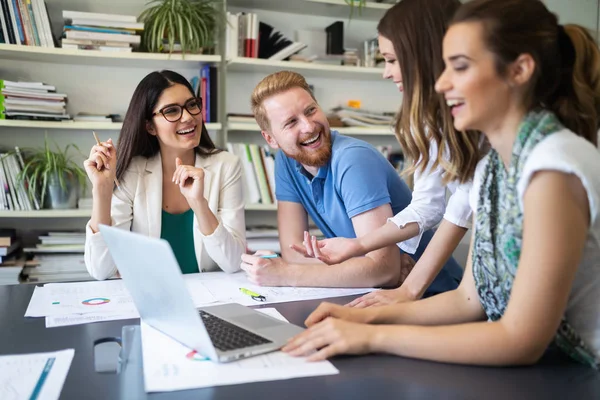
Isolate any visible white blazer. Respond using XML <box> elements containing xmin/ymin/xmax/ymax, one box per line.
<box><xmin>84</xmin><ymin>150</ymin><xmax>246</xmax><ymax>280</ymax></box>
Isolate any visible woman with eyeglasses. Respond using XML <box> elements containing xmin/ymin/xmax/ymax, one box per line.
<box><xmin>83</xmin><ymin>70</ymin><xmax>246</xmax><ymax>280</ymax></box>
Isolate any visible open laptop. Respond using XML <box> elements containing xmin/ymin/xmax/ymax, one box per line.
<box><xmin>98</xmin><ymin>224</ymin><xmax>304</xmax><ymax>363</ymax></box>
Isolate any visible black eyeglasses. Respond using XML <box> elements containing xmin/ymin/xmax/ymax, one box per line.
<box><xmin>152</xmin><ymin>98</ymin><xmax>203</xmax><ymax>122</ymax></box>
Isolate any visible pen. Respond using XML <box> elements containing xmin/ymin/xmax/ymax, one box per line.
<box><xmin>92</xmin><ymin>131</ymin><xmax>122</xmax><ymax>190</ymax></box>
<box><xmin>260</xmin><ymin>254</ymin><xmax>279</xmax><ymax>259</ymax></box>
<box><xmin>239</xmin><ymin>287</ymin><xmax>267</xmax><ymax>302</ymax></box>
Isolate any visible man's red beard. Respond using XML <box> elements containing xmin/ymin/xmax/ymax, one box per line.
<box><xmin>283</xmin><ymin>128</ymin><xmax>332</xmax><ymax>167</ymax></box>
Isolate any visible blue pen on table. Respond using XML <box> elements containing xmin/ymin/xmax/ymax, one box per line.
<box><xmin>239</xmin><ymin>287</ymin><xmax>267</xmax><ymax>302</ymax></box>
<box><xmin>260</xmin><ymin>254</ymin><xmax>279</xmax><ymax>259</ymax></box>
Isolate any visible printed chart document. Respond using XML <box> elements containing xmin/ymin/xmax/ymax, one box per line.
<box><xmin>191</xmin><ymin>271</ymin><xmax>375</xmax><ymax>306</ymax></box>
<box><xmin>25</xmin><ymin>278</ymin><xmax>218</xmax><ymax>319</ymax></box>
<box><xmin>141</xmin><ymin>308</ymin><xmax>338</xmax><ymax>392</ymax></box>
<box><xmin>0</xmin><ymin>349</ymin><xmax>74</xmax><ymax>400</ymax></box>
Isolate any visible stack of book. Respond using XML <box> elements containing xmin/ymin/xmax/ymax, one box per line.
<box><xmin>0</xmin><ymin>146</ymin><xmax>41</xmax><ymax>211</ymax></box>
<box><xmin>0</xmin><ymin>80</ymin><xmax>69</xmax><ymax>121</ymax></box>
<box><xmin>0</xmin><ymin>0</ymin><xmax>55</xmax><ymax>46</ymax></box>
<box><xmin>0</xmin><ymin>228</ymin><xmax>23</xmax><ymax>285</ymax></box>
<box><xmin>23</xmin><ymin>232</ymin><xmax>90</xmax><ymax>283</ymax></box>
<box><xmin>61</xmin><ymin>11</ymin><xmax>142</xmax><ymax>52</ymax></box>
<box><xmin>329</xmin><ymin>106</ymin><xmax>394</xmax><ymax>128</ymax></box>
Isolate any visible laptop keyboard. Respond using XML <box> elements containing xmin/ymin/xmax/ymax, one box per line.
<box><xmin>199</xmin><ymin>310</ymin><xmax>272</xmax><ymax>352</ymax></box>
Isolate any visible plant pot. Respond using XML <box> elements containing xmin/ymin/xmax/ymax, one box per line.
<box><xmin>44</xmin><ymin>172</ymin><xmax>79</xmax><ymax>210</ymax></box>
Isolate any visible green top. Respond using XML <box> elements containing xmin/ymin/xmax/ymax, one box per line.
<box><xmin>160</xmin><ymin>208</ymin><xmax>199</xmax><ymax>274</ymax></box>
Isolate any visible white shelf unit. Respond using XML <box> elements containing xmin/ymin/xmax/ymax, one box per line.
<box><xmin>227</xmin><ymin>57</ymin><xmax>384</xmax><ymax>80</ymax></box>
<box><xmin>0</xmin><ymin>209</ymin><xmax>92</xmax><ymax>218</ymax></box>
<box><xmin>245</xmin><ymin>203</ymin><xmax>278</xmax><ymax>211</ymax></box>
<box><xmin>0</xmin><ymin>44</ymin><xmax>221</xmax><ymax>68</ymax></box>
<box><xmin>0</xmin><ymin>0</ymin><xmax>397</xmax><ymax>224</ymax></box>
<box><xmin>0</xmin><ymin>119</ymin><xmax>222</xmax><ymax>131</ymax></box>
<box><xmin>228</xmin><ymin>122</ymin><xmax>393</xmax><ymax>136</ymax></box>
<box><xmin>227</xmin><ymin>0</ymin><xmax>391</xmax><ymax>20</ymax></box>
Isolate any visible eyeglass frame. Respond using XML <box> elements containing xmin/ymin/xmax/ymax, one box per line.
<box><xmin>151</xmin><ymin>97</ymin><xmax>203</xmax><ymax>123</ymax></box>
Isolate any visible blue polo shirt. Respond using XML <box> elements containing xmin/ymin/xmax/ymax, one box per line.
<box><xmin>275</xmin><ymin>131</ymin><xmax>462</xmax><ymax>294</ymax></box>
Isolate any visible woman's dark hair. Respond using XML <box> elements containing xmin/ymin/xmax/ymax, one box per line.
<box><xmin>452</xmin><ymin>0</ymin><xmax>600</xmax><ymax>146</ymax></box>
<box><xmin>116</xmin><ymin>70</ymin><xmax>220</xmax><ymax>181</ymax></box>
<box><xmin>378</xmin><ymin>0</ymin><xmax>483</xmax><ymax>184</ymax></box>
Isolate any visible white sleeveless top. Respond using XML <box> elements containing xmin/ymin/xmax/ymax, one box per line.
<box><xmin>470</xmin><ymin>129</ymin><xmax>600</xmax><ymax>358</ymax></box>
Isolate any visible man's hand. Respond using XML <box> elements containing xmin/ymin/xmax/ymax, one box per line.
<box><xmin>240</xmin><ymin>251</ymin><xmax>294</xmax><ymax>286</ymax></box>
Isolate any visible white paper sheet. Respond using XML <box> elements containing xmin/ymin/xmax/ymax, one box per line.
<box><xmin>26</xmin><ymin>277</ymin><xmax>217</xmax><ymax>318</ymax></box>
<box><xmin>194</xmin><ymin>271</ymin><xmax>375</xmax><ymax>306</ymax></box>
<box><xmin>45</xmin><ymin>309</ymin><xmax>140</xmax><ymax>328</ymax></box>
<box><xmin>141</xmin><ymin>308</ymin><xmax>338</xmax><ymax>392</ymax></box>
<box><xmin>0</xmin><ymin>349</ymin><xmax>74</xmax><ymax>400</ymax></box>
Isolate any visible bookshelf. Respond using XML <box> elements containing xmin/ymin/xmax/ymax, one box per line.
<box><xmin>227</xmin><ymin>0</ymin><xmax>391</xmax><ymax>20</ymax></box>
<box><xmin>0</xmin><ymin>44</ymin><xmax>221</xmax><ymax>68</ymax></box>
<box><xmin>227</xmin><ymin>122</ymin><xmax>393</xmax><ymax>136</ymax></box>
<box><xmin>0</xmin><ymin>0</ymin><xmax>401</xmax><ymax>227</ymax></box>
<box><xmin>0</xmin><ymin>209</ymin><xmax>92</xmax><ymax>218</ymax></box>
<box><xmin>245</xmin><ymin>203</ymin><xmax>278</xmax><ymax>211</ymax></box>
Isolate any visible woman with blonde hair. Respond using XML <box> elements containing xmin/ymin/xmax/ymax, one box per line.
<box><xmin>294</xmin><ymin>0</ymin><xmax>484</xmax><ymax>306</ymax></box>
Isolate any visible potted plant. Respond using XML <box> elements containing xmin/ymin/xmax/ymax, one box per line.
<box><xmin>345</xmin><ymin>0</ymin><xmax>367</xmax><ymax>19</ymax></box>
<box><xmin>17</xmin><ymin>136</ymin><xmax>87</xmax><ymax>210</ymax></box>
<box><xmin>139</xmin><ymin>0</ymin><xmax>220</xmax><ymax>54</ymax></box>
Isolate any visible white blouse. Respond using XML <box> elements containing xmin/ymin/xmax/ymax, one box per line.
<box><xmin>470</xmin><ymin>130</ymin><xmax>600</xmax><ymax>359</ymax></box>
<box><xmin>389</xmin><ymin>139</ymin><xmax>473</xmax><ymax>254</ymax></box>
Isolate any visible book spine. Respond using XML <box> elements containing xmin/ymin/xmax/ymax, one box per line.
<box><xmin>1</xmin><ymin>154</ymin><xmax>18</xmax><ymax>210</ymax></box>
<box><xmin>5</xmin><ymin>0</ymin><xmax>20</xmax><ymax>44</ymax></box>
<box><xmin>37</xmin><ymin>0</ymin><xmax>54</xmax><ymax>47</ymax></box>
<box><xmin>25</xmin><ymin>0</ymin><xmax>40</xmax><ymax>46</ymax></box>
<box><xmin>17</xmin><ymin>0</ymin><xmax>32</xmax><ymax>45</ymax></box>
<box><xmin>240</xmin><ymin>144</ymin><xmax>261</xmax><ymax>204</ymax></box>
<box><xmin>15</xmin><ymin>146</ymin><xmax>40</xmax><ymax>209</ymax></box>
<box><xmin>249</xmin><ymin>144</ymin><xmax>272</xmax><ymax>204</ymax></box>
<box><xmin>10</xmin><ymin>0</ymin><xmax>25</xmax><ymax>44</ymax></box>
<box><xmin>8</xmin><ymin>154</ymin><xmax>31</xmax><ymax>210</ymax></box>
<box><xmin>0</xmin><ymin>0</ymin><xmax>10</xmax><ymax>44</ymax></box>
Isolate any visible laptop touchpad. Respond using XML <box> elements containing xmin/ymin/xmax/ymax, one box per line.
<box><xmin>233</xmin><ymin>314</ymin><xmax>283</xmax><ymax>330</ymax></box>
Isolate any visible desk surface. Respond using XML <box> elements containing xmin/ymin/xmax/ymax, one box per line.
<box><xmin>1</xmin><ymin>283</ymin><xmax>599</xmax><ymax>400</ymax></box>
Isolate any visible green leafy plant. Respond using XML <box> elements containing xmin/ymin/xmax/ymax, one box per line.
<box><xmin>17</xmin><ymin>135</ymin><xmax>87</xmax><ymax>207</ymax></box>
<box><xmin>345</xmin><ymin>0</ymin><xmax>367</xmax><ymax>19</ymax></box>
<box><xmin>140</xmin><ymin>0</ymin><xmax>220</xmax><ymax>54</ymax></box>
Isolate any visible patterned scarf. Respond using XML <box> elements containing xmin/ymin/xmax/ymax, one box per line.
<box><xmin>472</xmin><ymin>110</ymin><xmax>599</xmax><ymax>368</ymax></box>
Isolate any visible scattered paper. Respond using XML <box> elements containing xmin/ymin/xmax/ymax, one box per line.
<box><xmin>195</xmin><ymin>271</ymin><xmax>375</xmax><ymax>306</ymax></box>
<box><xmin>46</xmin><ymin>309</ymin><xmax>140</xmax><ymax>328</ymax></box>
<box><xmin>141</xmin><ymin>308</ymin><xmax>338</xmax><ymax>393</ymax></box>
<box><xmin>0</xmin><ymin>349</ymin><xmax>74</xmax><ymax>400</ymax></box>
<box><xmin>26</xmin><ymin>277</ymin><xmax>218</xmax><ymax>319</ymax></box>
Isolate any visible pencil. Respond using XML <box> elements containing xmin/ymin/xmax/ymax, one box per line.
<box><xmin>92</xmin><ymin>131</ymin><xmax>121</xmax><ymax>189</ymax></box>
